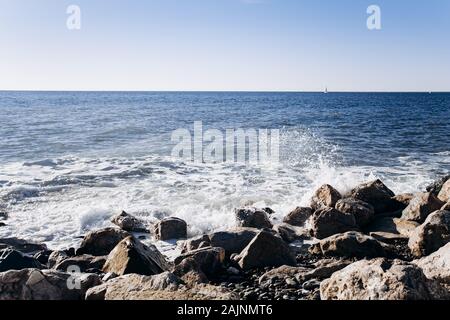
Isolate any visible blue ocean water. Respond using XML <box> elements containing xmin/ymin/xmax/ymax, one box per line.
<box><xmin>0</xmin><ymin>91</ymin><xmax>449</xmax><ymax>249</ymax></box>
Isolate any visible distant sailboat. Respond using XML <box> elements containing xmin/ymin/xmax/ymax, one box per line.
<box><xmin>324</xmin><ymin>87</ymin><xmax>328</xmax><ymax>94</ymax></box>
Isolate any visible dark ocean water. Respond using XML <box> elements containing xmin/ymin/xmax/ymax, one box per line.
<box><xmin>0</xmin><ymin>91</ymin><xmax>449</xmax><ymax>249</ymax></box>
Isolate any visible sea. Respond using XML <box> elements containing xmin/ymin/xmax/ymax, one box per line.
<box><xmin>0</xmin><ymin>91</ymin><xmax>449</xmax><ymax>250</ymax></box>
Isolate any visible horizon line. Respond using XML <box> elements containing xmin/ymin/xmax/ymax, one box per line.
<box><xmin>1</xmin><ymin>89</ymin><xmax>449</xmax><ymax>94</ymax></box>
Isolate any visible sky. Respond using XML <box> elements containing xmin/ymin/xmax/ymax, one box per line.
<box><xmin>0</xmin><ymin>0</ymin><xmax>449</xmax><ymax>92</ymax></box>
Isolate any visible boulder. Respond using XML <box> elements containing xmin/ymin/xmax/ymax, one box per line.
<box><xmin>174</xmin><ymin>247</ymin><xmax>225</xmax><ymax>278</ymax></box>
<box><xmin>272</xmin><ymin>223</ymin><xmax>310</xmax><ymax>243</ymax></box>
<box><xmin>309</xmin><ymin>232</ymin><xmax>386</xmax><ymax>258</ymax></box>
<box><xmin>54</xmin><ymin>255</ymin><xmax>107</xmax><ymax>273</ymax></box>
<box><xmin>347</xmin><ymin>179</ymin><xmax>396</xmax><ymax>214</ymax></box>
<box><xmin>401</xmin><ymin>192</ymin><xmax>444</xmax><ymax>223</ymax></box>
<box><xmin>426</xmin><ymin>175</ymin><xmax>450</xmax><ymax>196</ymax></box>
<box><xmin>111</xmin><ymin>211</ymin><xmax>149</xmax><ymax>233</ymax></box>
<box><xmin>320</xmin><ymin>258</ymin><xmax>449</xmax><ymax>300</ymax></box>
<box><xmin>408</xmin><ymin>210</ymin><xmax>450</xmax><ymax>257</ymax></box>
<box><xmin>392</xmin><ymin>193</ymin><xmax>415</xmax><ymax>208</ymax></box>
<box><xmin>335</xmin><ymin>198</ymin><xmax>374</xmax><ymax>227</ymax></box>
<box><xmin>33</xmin><ymin>250</ymin><xmax>53</xmax><ymax>265</ymax></box>
<box><xmin>47</xmin><ymin>251</ymin><xmax>69</xmax><ymax>269</ymax></box>
<box><xmin>235</xmin><ymin>208</ymin><xmax>273</xmax><ymax>229</ymax></box>
<box><xmin>310</xmin><ymin>184</ymin><xmax>342</xmax><ymax>210</ymax></box>
<box><xmin>310</xmin><ymin>207</ymin><xmax>358</xmax><ymax>239</ymax></box>
<box><xmin>85</xmin><ymin>272</ymin><xmax>238</xmax><ymax>300</ymax></box>
<box><xmin>258</xmin><ymin>259</ymin><xmax>352</xmax><ymax>288</ymax></box>
<box><xmin>364</xmin><ymin>217</ymin><xmax>420</xmax><ymax>238</ymax></box>
<box><xmin>76</xmin><ymin>227</ymin><xmax>130</xmax><ymax>256</ymax></box>
<box><xmin>153</xmin><ymin>217</ymin><xmax>187</xmax><ymax>241</ymax></box>
<box><xmin>172</xmin><ymin>257</ymin><xmax>209</xmax><ymax>286</ymax></box>
<box><xmin>438</xmin><ymin>179</ymin><xmax>450</xmax><ymax>202</ymax></box>
<box><xmin>0</xmin><ymin>268</ymin><xmax>101</xmax><ymax>300</ymax></box>
<box><xmin>283</xmin><ymin>207</ymin><xmax>313</xmax><ymax>227</ymax></box>
<box><xmin>0</xmin><ymin>249</ymin><xmax>43</xmax><ymax>272</ymax></box>
<box><xmin>414</xmin><ymin>243</ymin><xmax>450</xmax><ymax>287</ymax></box>
<box><xmin>0</xmin><ymin>238</ymin><xmax>47</xmax><ymax>254</ymax></box>
<box><xmin>102</xmin><ymin>236</ymin><xmax>170</xmax><ymax>276</ymax></box>
<box><xmin>181</xmin><ymin>228</ymin><xmax>258</xmax><ymax>257</ymax></box>
<box><xmin>233</xmin><ymin>230</ymin><xmax>296</xmax><ymax>270</ymax></box>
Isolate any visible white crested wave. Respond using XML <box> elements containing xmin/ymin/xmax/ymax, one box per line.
<box><xmin>0</xmin><ymin>128</ymin><xmax>447</xmax><ymax>250</ymax></box>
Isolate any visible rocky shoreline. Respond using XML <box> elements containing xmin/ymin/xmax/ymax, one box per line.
<box><xmin>0</xmin><ymin>177</ymin><xmax>449</xmax><ymax>300</ymax></box>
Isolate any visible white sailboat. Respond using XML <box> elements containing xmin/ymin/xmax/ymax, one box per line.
<box><xmin>324</xmin><ymin>87</ymin><xmax>328</xmax><ymax>94</ymax></box>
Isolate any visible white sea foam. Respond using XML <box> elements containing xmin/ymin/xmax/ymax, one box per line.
<box><xmin>0</xmin><ymin>129</ymin><xmax>446</xmax><ymax>250</ymax></box>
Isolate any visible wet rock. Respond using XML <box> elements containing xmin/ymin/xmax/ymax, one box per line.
<box><xmin>33</xmin><ymin>250</ymin><xmax>53</xmax><ymax>265</ymax></box>
<box><xmin>437</xmin><ymin>179</ymin><xmax>450</xmax><ymax>202</ymax></box>
<box><xmin>234</xmin><ymin>230</ymin><xmax>296</xmax><ymax>270</ymax></box>
<box><xmin>426</xmin><ymin>175</ymin><xmax>450</xmax><ymax>196</ymax></box>
<box><xmin>235</xmin><ymin>208</ymin><xmax>273</xmax><ymax>229</ymax></box>
<box><xmin>272</xmin><ymin>223</ymin><xmax>309</xmax><ymax>243</ymax></box>
<box><xmin>85</xmin><ymin>272</ymin><xmax>238</xmax><ymax>300</ymax></box>
<box><xmin>0</xmin><ymin>249</ymin><xmax>43</xmax><ymax>272</ymax></box>
<box><xmin>310</xmin><ymin>207</ymin><xmax>358</xmax><ymax>239</ymax></box>
<box><xmin>153</xmin><ymin>217</ymin><xmax>187</xmax><ymax>241</ymax></box>
<box><xmin>54</xmin><ymin>255</ymin><xmax>107</xmax><ymax>273</ymax></box>
<box><xmin>0</xmin><ymin>268</ymin><xmax>101</xmax><ymax>300</ymax></box>
<box><xmin>76</xmin><ymin>227</ymin><xmax>130</xmax><ymax>256</ymax></box>
<box><xmin>401</xmin><ymin>192</ymin><xmax>444</xmax><ymax>223</ymax></box>
<box><xmin>0</xmin><ymin>212</ymin><xmax>7</xmax><ymax>220</ymax></box>
<box><xmin>283</xmin><ymin>207</ymin><xmax>313</xmax><ymax>227</ymax></box>
<box><xmin>309</xmin><ymin>232</ymin><xmax>386</xmax><ymax>258</ymax></box>
<box><xmin>414</xmin><ymin>243</ymin><xmax>450</xmax><ymax>287</ymax></box>
<box><xmin>182</xmin><ymin>228</ymin><xmax>258</xmax><ymax>257</ymax></box>
<box><xmin>47</xmin><ymin>251</ymin><xmax>69</xmax><ymax>269</ymax></box>
<box><xmin>172</xmin><ymin>257</ymin><xmax>209</xmax><ymax>286</ymax></box>
<box><xmin>174</xmin><ymin>247</ymin><xmax>225</xmax><ymax>278</ymax></box>
<box><xmin>364</xmin><ymin>217</ymin><xmax>420</xmax><ymax>238</ymax></box>
<box><xmin>310</xmin><ymin>184</ymin><xmax>342</xmax><ymax>210</ymax></box>
<box><xmin>0</xmin><ymin>222</ymin><xmax>6</xmax><ymax>227</ymax></box>
<box><xmin>408</xmin><ymin>210</ymin><xmax>450</xmax><ymax>257</ymax></box>
<box><xmin>111</xmin><ymin>211</ymin><xmax>149</xmax><ymax>233</ymax></box>
<box><xmin>102</xmin><ymin>236</ymin><xmax>170</xmax><ymax>276</ymax></box>
<box><xmin>0</xmin><ymin>238</ymin><xmax>48</xmax><ymax>254</ymax></box>
<box><xmin>335</xmin><ymin>198</ymin><xmax>374</xmax><ymax>227</ymax></box>
<box><xmin>320</xmin><ymin>258</ymin><xmax>449</xmax><ymax>300</ymax></box>
<box><xmin>347</xmin><ymin>179</ymin><xmax>396</xmax><ymax>214</ymax></box>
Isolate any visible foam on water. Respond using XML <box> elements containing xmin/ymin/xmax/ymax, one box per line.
<box><xmin>0</xmin><ymin>126</ymin><xmax>444</xmax><ymax>250</ymax></box>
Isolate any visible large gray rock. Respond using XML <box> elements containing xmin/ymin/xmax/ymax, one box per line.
<box><xmin>153</xmin><ymin>217</ymin><xmax>187</xmax><ymax>241</ymax></box>
<box><xmin>0</xmin><ymin>268</ymin><xmax>101</xmax><ymax>300</ymax></box>
<box><xmin>102</xmin><ymin>236</ymin><xmax>170</xmax><ymax>276</ymax></box>
<box><xmin>414</xmin><ymin>243</ymin><xmax>450</xmax><ymax>287</ymax></box>
<box><xmin>111</xmin><ymin>211</ymin><xmax>149</xmax><ymax>233</ymax></box>
<box><xmin>283</xmin><ymin>207</ymin><xmax>313</xmax><ymax>227</ymax></box>
<box><xmin>235</xmin><ymin>208</ymin><xmax>273</xmax><ymax>229</ymax></box>
<box><xmin>0</xmin><ymin>249</ymin><xmax>42</xmax><ymax>272</ymax></box>
<box><xmin>438</xmin><ymin>179</ymin><xmax>450</xmax><ymax>202</ymax></box>
<box><xmin>233</xmin><ymin>230</ymin><xmax>296</xmax><ymax>270</ymax></box>
<box><xmin>365</xmin><ymin>217</ymin><xmax>420</xmax><ymax>238</ymax></box>
<box><xmin>426</xmin><ymin>175</ymin><xmax>450</xmax><ymax>196</ymax></box>
<box><xmin>310</xmin><ymin>207</ymin><xmax>358</xmax><ymax>239</ymax></box>
<box><xmin>320</xmin><ymin>258</ymin><xmax>449</xmax><ymax>300</ymax></box>
<box><xmin>85</xmin><ymin>272</ymin><xmax>238</xmax><ymax>300</ymax></box>
<box><xmin>347</xmin><ymin>179</ymin><xmax>397</xmax><ymax>214</ymax></box>
<box><xmin>53</xmin><ymin>255</ymin><xmax>107</xmax><ymax>273</ymax></box>
<box><xmin>311</xmin><ymin>184</ymin><xmax>342</xmax><ymax>210</ymax></box>
<box><xmin>401</xmin><ymin>192</ymin><xmax>444</xmax><ymax>223</ymax></box>
<box><xmin>310</xmin><ymin>232</ymin><xmax>386</xmax><ymax>258</ymax></box>
<box><xmin>182</xmin><ymin>228</ymin><xmax>258</xmax><ymax>258</ymax></box>
<box><xmin>0</xmin><ymin>238</ymin><xmax>47</xmax><ymax>254</ymax></box>
<box><xmin>174</xmin><ymin>247</ymin><xmax>225</xmax><ymax>278</ymax></box>
<box><xmin>76</xmin><ymin>228</ymin><xmax>130</xmax><ymax>256</ymax></box>
<box><xmin>408</xmin><ymin>210</ymin><xmax>450</xmax><ymax>257</ymax></box>
<box><xmin>272</xmin><ymin>223</ymin><xmax>310</xmax><ymax>243</ymax></box>
<box><xmin>335</xmin><ymin>198</ymin><xmax>375</xmax><ymax>227</ymax></box>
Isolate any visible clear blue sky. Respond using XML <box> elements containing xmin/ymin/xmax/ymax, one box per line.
<box><xmin>0</xmin><ymin>0</ymin><xmax>449</xmax><ymax>91</ymax></box>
